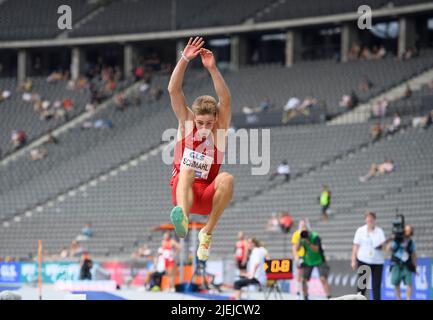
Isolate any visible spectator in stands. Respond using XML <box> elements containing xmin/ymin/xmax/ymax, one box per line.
<box><xmin>114</xmin><ymin>92</ymin><xmax>128</xmax><ymax>111</ymax></box>
<box><xmin>387</xmin><ymin>224</ymin><xmax>417</xmax><ymax>300</ymax></box>
<box><xmin>339</xmin><ymin>91</ymin><xmax>358</xmax><ymax>110</ymax></box>
<box><xmin>59</xmin><ymin>247</ymin><xmax>69</xmax><ymax>259</ymax></box>
<box><xmin>0</xmin><ymin>88</ymin><xmax>11</xmax><ymax>102</ymax></box>
<box><xmin>63</xmin><ymin>98</ymin><xmax>73</xmax><ymax>111</ymax></box>
<box><xmin>318</xmin><ymin>185</ymin><xmax>331</xmax><ymax>222</ymax></box>
<box><xmin>359</xmin><ymin>159</ymin><xmax>395</xmax><ymax>182</ymax></box>
<box><xmin>374</xmin><ymin>45</ymin><xmax>387</xmax><ymax>59</ymax></box>
<box><xmin>401</xmin><ymin>47</ymin><xmax>418</xmax><ymax>60</ymax></box>
<box><xmin>372</xmin><ymin>98</ymin><xmax>389</xmax><ymax>118</ymax></box>
<box><xmin>279</xmin><ymin>212</ymin><xmax>293</xmax><ymax>234</ymax></box>
<box><xmin>348</xmin><ymin>42</ymin><xmax>361</xmax><ymax>60</ymax></box>
<box><xmin>295</xmin><ymin>225</ymin><xmax>331</xmax><ymax>300</ymax></box>
<box><xmin>69</xmin><ymin>240</ymin><xmax>84</xmax><ymax>257</ymax></box>
<box><xmin>94</xmin><ymin>119</ymin><xmax>113</xmax><ymax>129</ymax></box>
<box><xmin>82</xmin><ymin>222</ymin><xmax>93</xmax><ymax>238</ymax></box>
<box><xmin>85</xmin><ymin>102</ymin><xmax>96</xmax><ymax>113</ymax></box>
<box><xmin>386</xmin><ymin>112</ymin><xmax>401</xmax><ymax>134</ymax></box>
<box><xmin>11</xmin><ymin>130</ymin><xmax>27</xmax><ymax>150</ymax></box>
<box><xmin>131</xmin><ymin>244</ymin><xmax>152</xmax><ymax>259</ymax></box>
<box><xmin>266</xmin><ymin>213</ymin><xmax>280</xmax><ymax>232</ymax></box>
<box><xmin>412</xmin><ymin>110</ymin><xmax>433</xmax><ymax>129</ymax></box>
<box><xmin>29</xmin><ymin>147</ymin><xmax>48</xmax><ymax>161</ymax></box>
<box><xmin>269</xmin><ymin>160</ymin><xmax>290</xmax><ymax>182</ymax></box>
<box><xmin>360</xmin><ymin>47</ymin><xmax>372</xmax><ymax>60</ymax></box>
<box><xmin>359</xmin><ymin>76</ymin><xmax>373</xmax><ymax>93</ymax></box>
<box><xmin>79</xmin><ymin>252</ymin><xmax>93</xmax><ymax>280</ymax></box>
<box><xmin>234</xmin><ymin>231</ymin><xmax>249</xmax><ymax>276</ymax></box>
<box><xmin>19</xmin><ymin>78</ymin><xmax>33</xmax><ymax>92</ymax></box>
<box><xmin>403</xmin><ymin>84</ymin><xmax>412</xmax><ymax>99</ymax></box>
<box><xmin>149</xmin><ymin>87</ymin><xmax>163</xmax><ymax>102</ymax></box>
<box><xmin>46</xmin><ymin>71</ymin><xmax>63</xmax><ymax>83</ymax></box>
<box><xmin>233</xmin><ymin>238</ymin><xmax>268</xmax><ymax>300</ymax></box>
<box><xmin>370</xmin><ymin>121</ymin><xmax>383</xmax><ymax>141</ymax></box>
<box><xmin>258</xmin><ymin>98</ymin><xmax>272</xmax><ymax>113</ymax></box>
<box><xmin>352</xmin><ymin>211</ymin><xmax>386</xmax><ymax>300</ymax></box>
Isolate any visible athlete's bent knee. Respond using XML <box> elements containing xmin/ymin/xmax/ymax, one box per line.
<box><xmin>218</xmin><ymin>173</ymin><xmax>234</xmax><ymax>190</ymax></box>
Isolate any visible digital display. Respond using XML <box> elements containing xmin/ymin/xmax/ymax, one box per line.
<box><xmin>264</xmin><ymin>259</ymin><xmax>293</xmax><ymax>280</ymax></box>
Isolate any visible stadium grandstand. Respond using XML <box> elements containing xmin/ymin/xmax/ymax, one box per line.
<box><xmin>0</xmin><ymin>0</ymin><xmax>433</xmax><ymax>301</ymax></box>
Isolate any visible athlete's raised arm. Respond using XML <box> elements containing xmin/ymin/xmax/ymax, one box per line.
<box><xmin>200</xmin><ymin>48</ymin><xmax>231</xmax><ymax>130</ymax></box>
<box><xmin>167</xmin><ymin>37</ymin><xmax>204</xmax><ymax>122</ymax></box>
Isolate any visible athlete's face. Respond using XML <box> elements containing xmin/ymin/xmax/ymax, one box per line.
<box><xmin>194</xmin><ymin>114</ymin><xmax>217</xmax><ymax>138</ymax></box>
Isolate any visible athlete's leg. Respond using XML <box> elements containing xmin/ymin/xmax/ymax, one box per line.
<box><xmin>197</xmin><ymin>172</ymin><xmax>234</xmax><ymax>261</ymax></box>
<box><xmin>203</xmin><ymin>172</ymin><xmax>234</xmax><ymax>235</ymax></box>
<box><xmin>176</xmin><ymin>168</ymin><xmax>195</xmax><ymax>218</ymax></box>
<box><xmin>171</xmin><ymin>168</ymin><xmax>195</xmax><ymax>238</ymax></box>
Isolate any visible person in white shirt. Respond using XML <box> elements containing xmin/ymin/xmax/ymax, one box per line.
<box><xmin>233</xmin><ymin>238</ymin><xmax>268</xmax><ymax>300</ymax></box>
<box><xmin>270</xmin><ymin>160</ymin><xmax>290</xmax><ymax>182</ymax></box>
<box><xmin>351</xmin><ymin>211</ymin><xmax>386</xmax><ymax>300</ymax></box>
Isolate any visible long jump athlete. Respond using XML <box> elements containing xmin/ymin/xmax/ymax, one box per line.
<box><xmin>168</xmin><ymin>37</ymin><xmax>233</xmax><ymax>261</ymax></box>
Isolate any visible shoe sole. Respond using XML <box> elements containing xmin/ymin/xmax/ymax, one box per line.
<box><xmin>170</xmin><ymin>206</ymin><xmax>188</xmax><ymax>238</ymax></box>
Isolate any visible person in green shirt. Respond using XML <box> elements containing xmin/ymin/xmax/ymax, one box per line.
<box><xmin>295</xmin><ymin>227</ymin><xmax>331</xmax><ymax>300</ymax></box>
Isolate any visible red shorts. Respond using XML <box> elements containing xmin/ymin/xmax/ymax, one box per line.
<box><xmin>165</xmin><ymin>259</ymin><xmax>175</xmax><ymax>269</ymax></box>
<box><xmin>171</xmin><ymin>175</ymin><xmax>216</xmax><ymax>215</ymax></box>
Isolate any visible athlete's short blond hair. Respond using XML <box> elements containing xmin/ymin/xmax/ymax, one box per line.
<box><xmin>192</xmin><ymin>95</ymin><xmax>218</xmax><ymax>116</ymax></box>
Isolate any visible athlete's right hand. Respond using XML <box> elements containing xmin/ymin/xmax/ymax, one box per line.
<box><xmin>351</xmin><ymin>259</ymin><xmax>357</xmax><ymax>271</ymax></box>
<box><xmin>182</xmin><ymin>37</ymin><xmax>205</xmax><ymax>61</ymax></box>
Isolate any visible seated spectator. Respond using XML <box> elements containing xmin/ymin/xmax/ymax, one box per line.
<box><xmin>283</xmin><ymin>97</ymin><xmax>301</xmax><ymax>112</ymax></box>
<box><xmin>114</xmin><ymin>93</ymin><xmax>128</xmax><ymax>111</ymax></box>
<box><xmin>63</xmin><ymin>98</ymin><xmax>73</xmax><ymax>111</ymax></box>
<box><xmin>359</xmin><ymin>159</ymin><xmax>395</xmax><ymax>182</ymax></box>
<box><xmin>266</xmin><ymin>213</ymin><xmax>280</xmax><ymax>232</ymax></box>
<box><xmin>149</xmin><ymin>87</ymin><xmax>163</xmax><ymax>102</ymax></box>
<box><xmin>372</xmin><ymin>98</ymin><xmax>389</xmax><ymax>118</ymax></box>
<box><xmin>46</xmin><ymin>131</ymin><xmax>58</xmax><ymax>144</ymax></box>
<box><xmin>348</xmin><ymin>42</ymin><xmax>361</xmax><ymax>60</ymax></box>
<box><xmin>29</xmin><ymin>148</ymin><xmax>48</xmax><ymax>161</ymax></box>
<box><xmin>69</xmin><ymin>240</ymin><xmax>84</xmax><ymax>257</ymax></box>
<box><xmin>370</xmin><ymin>121</ymin><xmax>383</xmax><ymax>141</ymax></box>
<box><xmin>359</xmin><ymin>76</ymin><xmax>373</xmax><ymax>93</ymax></box>
<box><xmin>139</xmin><ymin>80</ymin><xmax>150</xmax><ymax>94</ymax></box>
<box><xmin>11</xmin><ymin>130</ymin><xmax>27</xmax><ymax>150</ymax></box>
<box><xmin>82</xmin><ymin>223</ymin><xmax>93</xmax><ymax>238</ymax></box>
<box><xmin>85</xmin><ymin>102</ymin><xmax>96</xmax><ymax>113</ymax></box>
<box><xmin>94</xmin><ymin>119</ymin><xmax>113</xmax><ymax>129</ymax></box>
<box><xmin>1</xmin><ymin>89</ymin><xmax>11</xmax><ymax>101</ymax></box>
<box><xmin>279</xmin><ymin>212</ymin><xmax>293</xmax><ymax>234</ymax></box>
<box><xmin>258</xmin><ymin>98</ymin><xmax>272</xmax><ymax>112</ymax></box>
<box><xmin>386</xmin><ymin>113</ymin><xmax>401</xmax><ymax>134</ymax></box>
<box><xmin>403</xmin><ymin>85</ymin><xmax>412</xmax><ymax>99</ymax></box>
<box><xmin>19</xmin><ymin>78</ymin><xmax>33</xmax><ymax>92</ymax></box>
<box><xmin>360</xmin><ymin>47</ymin><xmax>372</xmax><ymax>60</ymax></box>
<box><xmin>46</xmin><ymin>71</ymin><xmax>63</xmax><ymax>83</ymax></box>
<box><xmin>22</xmin><ymin>92</ymin><xmax>33</xmax><ymax>102</ymax></box>
<box><xmin>131</xmin><ymin>244</ymin><xmax>152</xmax><ymax>259</ymax></box>
<box><xmin>269</xmin><ymin>160</ymin><xmax>290</xmax><ymax>182</ymax></box>
<box><xmin>340</xmin><ymin>91</ymin><xmax>358</xmax><ymax>110</ymax></box>
<box><xmin>59</xmin><ymin>247</ymin><xmax>69</xmax><ymax>259</ymax></box>
<box><xmin>413</xmin><ymin>110</ymin><xmax>433</xmax><ymax>130</ymax></box>
<box><xmin>374</xmin><ymin>45</ymin><xmax>387</xmax><ymax>59</ymax></box>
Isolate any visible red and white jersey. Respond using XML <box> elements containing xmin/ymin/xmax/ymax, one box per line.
<box><xmin>161</xmin><ymin>240</ymin><xmax>174</xmax><ymax>263</ymax></box>
<box><xmin>170</xmin><ymin>127</ymin><xmax>224</xmax><ymax>185</ymax></box>
<box><xmin>235</xmin><ymin>240</ymin><xmax>247</xmax><ymax>262</ymax></box>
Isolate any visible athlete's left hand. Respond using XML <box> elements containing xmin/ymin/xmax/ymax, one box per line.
<box><xmin>200</xmin><ymin>48</ymin><xmax>216</xmax><ymax>69</ymax></box>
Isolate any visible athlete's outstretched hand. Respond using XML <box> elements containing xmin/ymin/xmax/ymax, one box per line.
<box><xmin>182</xmin><ymin>37</ymin><xmax>205</xmax><ymax>61</ymax></box>
<box><xmin>200</xmin><ymin>48</ymin><xmax>216</xmax><ymax>70</ymax></box>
